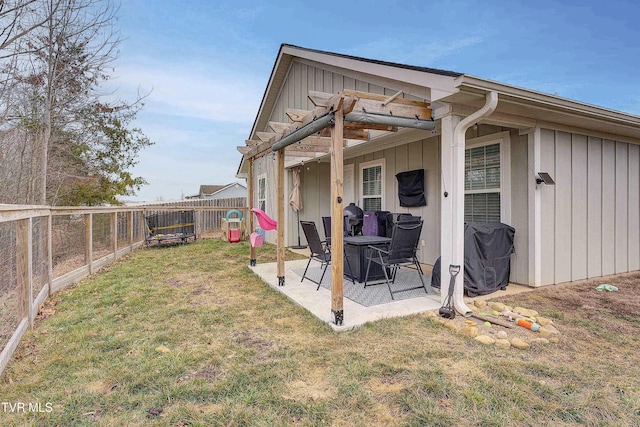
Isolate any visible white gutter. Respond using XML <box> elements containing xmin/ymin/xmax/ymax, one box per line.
<box><xmin>451</xmin><ymin>91</ymin><xmax>499</xmax><ymax>315</ymax></box>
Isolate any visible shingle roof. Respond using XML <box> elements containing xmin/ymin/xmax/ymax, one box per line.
<box><xmin>199</xmin><ymin>185</ymin><xmax>225</xmax><ymax>196</ymax></box>
<box><xmin>282</xmin><ymin>44</ymin><xmax>463</xmax><ymax>78</ymax></box>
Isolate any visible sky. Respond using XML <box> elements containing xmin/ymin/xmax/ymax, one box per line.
<box><xmin>112</xmin><ymin>0</ymin><xmax>640</xmax><ymax>202</ymax></box>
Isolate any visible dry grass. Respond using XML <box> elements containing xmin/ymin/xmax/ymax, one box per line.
<box><xmin>0</xmin><ymin>239</ymin><xmax>639</xmax><ymax>426</ymax></box>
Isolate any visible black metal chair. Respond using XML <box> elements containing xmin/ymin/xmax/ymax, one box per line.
<box><xmin>300</xmin><ymin>220</ymin><xmax>354</xmax><ymax>290</ymax></box>
<box><xmin>321</xmin><ymin>216</ymin><xmax>332</xmax><ymax>247</ymax></box>
<box><xmin>321</xmin><ymin>216</ymin><xmax>350</xmax><ymax>248</ymax></box>
<box><xmin>364</xmin><ymin>220</ymin><xmax>432</xmax><ymax>299</ymax></box>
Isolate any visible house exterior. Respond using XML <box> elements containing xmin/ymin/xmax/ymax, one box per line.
<box><xmin>236</xmin><ymin>44</ymin><xmax>640</xmax><ymax>310</ymax></box>
<box><xmin>187</xmin><ymin>183</ymin><xmax>246</xmax><ymax>200</ymax></box>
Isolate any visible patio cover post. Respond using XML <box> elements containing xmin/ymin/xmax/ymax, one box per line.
<box><xmin>439</xmin><ymin>113</ymin><xmax>459</xmax><ymax>307</ymax></box>
<box><xmin>276</xmin><ymin>149</ymin><xmax>285</xmax><ymax>286</ymax></box>
<box><xmin>248</xmin><ymin>158</ymin><xmax>256</xmax><ymax>266</ymax></box>
<box><xmin>330</xmin><ymin>105</ymin><xmax>345</xmax><ymax>325</ymax></box>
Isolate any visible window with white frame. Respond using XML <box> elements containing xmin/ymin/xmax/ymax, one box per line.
<box><xmin>465</xmin><ymin>143</ymin><xmax>501</xmax><ymax>222</ymax></box>
<box><xmin>360</xmin><ymin>160</ymin><xmax>384</xmax><ymax>211</ymax></box>
<box><xmin>258</xmin><ymin>175</ymin><xmax>266</xmax><ymax>211</ymax></box>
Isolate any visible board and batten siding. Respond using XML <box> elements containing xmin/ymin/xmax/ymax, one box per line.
<box><xmin>539</xmin><ymin>129</ymin><xmax>640</xmax><ymax>285</ymax></box>
<box><xmin>268</xmin><ymin>60</ymin><xmax>420</xmax><ymax>126</ymax></box>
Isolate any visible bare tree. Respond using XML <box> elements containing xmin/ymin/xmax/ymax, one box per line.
<box><xmin>0</xmin><ymin>0</ymin><xmax>151</xmax><ymax>206</ymax></box>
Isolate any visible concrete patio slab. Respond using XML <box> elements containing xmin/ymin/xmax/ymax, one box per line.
<box><xmin>249</xmin><ymin>257</ymin><xmax>535</xmax><ymax>332</ymax></box>
<box><xmin>249</xmin><ymin>259</ymin><xmax>442</xmax><ymax>331</ymax></box>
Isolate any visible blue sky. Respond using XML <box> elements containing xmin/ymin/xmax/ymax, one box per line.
<box><xmin>113</xmin><ymin>0</ymin><xmax>640</xmax><ymax>202</ymax></box>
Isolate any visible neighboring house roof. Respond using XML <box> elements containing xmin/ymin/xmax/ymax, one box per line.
<box><xmin>199</xmin><ymin>185</ymin><xmax>225</xmax><ymax>196</ymax></box>
<box><xmin>191</xmin><ymin>182</ymin><xmax>246</xmax><ymax>198</ymax></box>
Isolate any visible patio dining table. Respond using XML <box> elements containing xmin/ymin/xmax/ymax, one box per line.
<box><xmin>343</xmin><ymin>235</ymin><xmax>391</xmax><ymax>283</ymax></box>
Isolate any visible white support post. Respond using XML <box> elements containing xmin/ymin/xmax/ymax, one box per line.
<box><xmin>439</xmin><ymin>114</ymin><xmax>459</xmax><ymax>305</ymax></box>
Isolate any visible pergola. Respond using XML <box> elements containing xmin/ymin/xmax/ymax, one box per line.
<box><xmin>238</xmin><ymin>88</ymin><xmax>498</xmax><ymax>325</ymax></box>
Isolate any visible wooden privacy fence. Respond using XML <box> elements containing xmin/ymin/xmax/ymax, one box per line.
<box><xmin>0</xmin><ymin>200</ymin><xmax>248</xmax><ymax>376</ymax></box>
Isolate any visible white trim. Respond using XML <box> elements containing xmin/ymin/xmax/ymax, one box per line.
<box><xmin>359</xmin><ymin>158</ymin><xmax>385</xmax><ymax>210</ymax></box>
<box><xmin>464</xmin><ymin>131</ymin><xmax>512</xmax><ymax>224</ymax></box>
<box><xmin>257</xmin><ymin>174</ymin><xmax>267</xmax><ymax>212</ymax></box>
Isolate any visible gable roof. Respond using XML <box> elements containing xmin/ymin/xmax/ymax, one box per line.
<box><xmin>238</xmin><ymin>44</ymin><xmax>640</xmax><ymax>177</ymax></box>
<box><xmin>199</xmin><ymin>185</ymin><xmax>225</xmax><ymax>196</ymax></box>
<box><xmin>248</xmin><ymin>44</ymin><xmax>464</xmax><ymax>142</ymax></box>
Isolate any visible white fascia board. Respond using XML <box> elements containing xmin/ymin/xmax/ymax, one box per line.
<box><xmin>284</xmin><ymin>45</ymin><xmax>460</xmax><ymax>102</ymax></box>
<box><xmin>457</xmin><ymin>75</ymin><xmax>640</xmax><ymax>126</ymax></box>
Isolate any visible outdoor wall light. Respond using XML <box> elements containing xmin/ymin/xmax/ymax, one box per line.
<box><xmin>536</xmin><ymin>172</ymin><xmax>555</xmax><ymax>185</ymax></box>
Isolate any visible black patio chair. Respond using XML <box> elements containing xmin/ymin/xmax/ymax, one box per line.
<box><xmin>321</xmin><ymin>216</ymin><xmax>332</xmax><ymax>247</ymax></box>
<box><xmin>363</xmin><ymin>220</ymin><xmax>432</xmax><ymax>299</ymax></box>
<box><xmin>300</xmin><ymin>220</ymin><xmax>354</xmax><ymax>290</ymax></box>
<box><xmin>321</xmin><ymin>216</ymin><xmax>349</xmax><ymax>248</ymax></box>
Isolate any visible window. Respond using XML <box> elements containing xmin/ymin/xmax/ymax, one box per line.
<box><xmin>465</xmin><ymin>143</ymin><xmax>501</xmax><ymax>222</ymax></box>
<box><xmin>258</xmin><ymin>176</ymin><xmax>266</xmax><ymax>211</ymax></box>
<box><xmin>360</xmin><ymin>160</ymin><xmax>384</xmax><ymax>211</ymax></box>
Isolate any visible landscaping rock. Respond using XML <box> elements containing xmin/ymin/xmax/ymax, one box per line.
<box><xmin>495</xmin><ymin>339</ymin><xmax>511</xmax><ymax>349</ymax></box>
<box><xmin>475</xmin><ymin>335</ymin><xmax>495</xmax><ymax>345</ymax></box>
<box><xmin>539</xmin><ymin>325</ymin><xmax>560</xmax><ymax>338</ymax></box>
<box><xmin>496</xmin><ymin>331</ymin><xmax>508</xmax><ymax>340</ymax></box>
<box><xmin>514</xmin><ymin>307</ymin><xmax>539</xmax><ymax>318</ymax></box>
<box><xmin>537</xmin><ymin>316</ymin><xmax>553</xmax><ymax>326</ymax></box>
<box><xmin>489</xmin><ymin>302</ymin><xmax>506</xmax><ymax>312</ymax></box>
<box><xmin>460</xmin><ymin>326</ymin><xmax>479</xmax><ymax>338</ymax></box>
<box><xmin>474</xmin><ymin>300</ymin><xmax>487</xmax><ymax>308</ymax></box>
<box><xmin>510</xmin><ymin>338</ymin><xmax>530</xmax><ymax>350</ymax></box>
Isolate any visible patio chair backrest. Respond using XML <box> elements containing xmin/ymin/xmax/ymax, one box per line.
<box><xmin>387</xmin><ymin>220</ymin><xmax>423</xmax><ymax>263</ymax></box>
<box><xmin>300</xmin><ymin>221</ymin><xmax>327</xmax><ymax>259</ymax></box>
<box><xmin>321</xmin><ymin>216</ymin><xmax>331</xmax><ymax>245</ymax></box>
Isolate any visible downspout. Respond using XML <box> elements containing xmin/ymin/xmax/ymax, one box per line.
<box><xmin>451</xmin><ymin>91</ymin><xmax>499</xmax><ymax>315</ymax></box>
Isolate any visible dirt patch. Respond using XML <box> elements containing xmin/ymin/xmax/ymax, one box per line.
<box><xmin>233</xmin><ymin>331</ymin><xmax>276</xmax><ymax>361</ymax></box>
<box><xmin>194</xmin><ymin>364</ymin><xmax>225</xmax><ymax>381</ymax></box>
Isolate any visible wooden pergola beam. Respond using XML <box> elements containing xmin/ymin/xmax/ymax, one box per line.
<box><xmin>283</xmin><ymin>150</ymin><xmax>323</xmax><ymax>157</ymax></box>
<box><xmin>256</xmin><ymin>132</ymin><xmax>276</xmax><ymax>142</ymax></box>
<box><xmin>268</xmin><ymin>121</ymin><xmax>290</xmax><ymax>133</ymax></box>
<box><xmin>343</xmin><ymin>89</ymin><xmax>432</xmax><ymax>119</ymax></box>
<box><xmin>240</xmin><ymin>90</ymin><xmax>430</xmax><ymax>162</ymax></box>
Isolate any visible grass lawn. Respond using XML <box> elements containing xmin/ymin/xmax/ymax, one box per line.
<box><xmin>1</xmin><ymin>239</ymin><xmax>639</xmax><ymax>426</ymax></box>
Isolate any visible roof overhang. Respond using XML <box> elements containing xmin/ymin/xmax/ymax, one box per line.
<box><xmin>436</xmin><ymin>75</ymin><xmax>640</xmax><ymax>143</ymax></box>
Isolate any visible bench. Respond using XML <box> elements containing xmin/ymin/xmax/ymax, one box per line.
<box><xmin>144</xmin><ymin>210</ymin><xmax>196</xmax><ymax>247</ymax></box>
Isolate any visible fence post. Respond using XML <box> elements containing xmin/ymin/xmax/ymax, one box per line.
<box><xmin>111</xmin><ymin>212</ymin><xmax>117</xmax><ymax>260</ymax></box>
<box><xmin>196</xmin><ymin>210</ymin><xmax>202</xmax><ymax>240</ymax></box>
<box><xmin>129</xmin><ymin>210</ymin><xmax>134</xmax><ymax>249</ymax></box>
<box><xmin>47</xmin><ymin>213</ymin><xmax>53</xmax><ymax>294</ymax></box>
<box><xmin>16</xmin><ymin>219</ymin><xmax>31</xmax><ymax>326</ymax></box>
<box><xmin>85</xmin><ymin>213</ymin><xmax>93</xmax><ymax>274</ymax></box>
